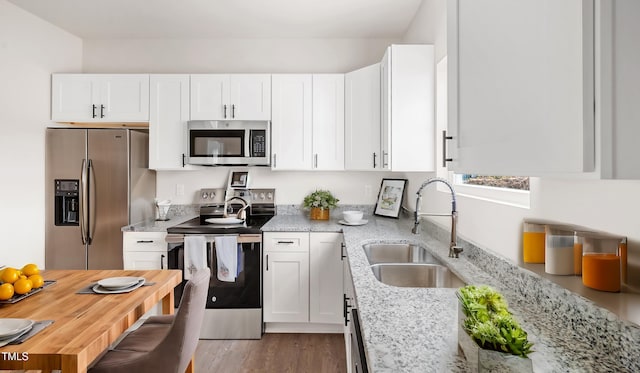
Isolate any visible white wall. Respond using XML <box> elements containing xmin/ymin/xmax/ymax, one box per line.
<box><xmin>83</xmin><ymin>38</ymin><xmax>396</xmax><ymax>73</ymax></box>
<box><xmin>0</xmin><ymin>0</ymin><xmax>82</xmax><ymax>268</ymax></box>
<box><xmin>157</xmin><ymin>169</ymin><xmax>395</xmax><ymax>205</ymax></box>
<box><xmin>401</xmin><ymin>0</ymin><xmax>640</xmax><ymax>290</ymax></box>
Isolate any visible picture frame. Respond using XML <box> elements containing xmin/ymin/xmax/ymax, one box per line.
<box><xmin>229</xmin><ymin>171</ymin><xmax>249</xmax><ymax>188</ymax></box>
<box><xmin>374</xmin><ymin>178</ymin><xmax>408</xmax><ymax>218</ymax></box>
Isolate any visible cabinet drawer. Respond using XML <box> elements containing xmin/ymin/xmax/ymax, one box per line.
<box><xmin>123</xmin><ymin>232</ymin><xmax>167</xmax><ymax>252</ymax></box>
<box><xmin>123</xmin><ymin>251</ymin><xmax>168</xmax><ymax>270</ymax></box>
<box><xmin>264</xmin><ymin>232</ymin><xmax>309</xmax><ymax>252</ymax></box>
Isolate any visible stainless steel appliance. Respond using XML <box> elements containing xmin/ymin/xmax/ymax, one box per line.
<box><xmin>186</xmin><ymin>120</ymin><xmax>270</xmax><ymax>166</ymax></box>
<box><xmin>166</xmin><ymin>188</ymin><xmax>275</xmax><ymax>339</ymax></box>
<box><xmin>45</xmin><ymin>128</ymin><xmax>156</xmax><ymax>269</ymax></box>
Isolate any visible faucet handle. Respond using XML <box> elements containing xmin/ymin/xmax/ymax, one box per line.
<box><xmin>450</xmin><ymin>246</ymin><xmax>464</xmax><ymax>258</ymax></box>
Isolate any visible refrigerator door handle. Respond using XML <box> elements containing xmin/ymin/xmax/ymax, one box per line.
<box><xmin>88</xmin><ymin>159</ymin><xmax>97</xmax><ymax>245</ymax></box>
<box><xmin>80</xmin><ymin>159</ymin><xmax>88</xmax><ymax>245</ymax></box>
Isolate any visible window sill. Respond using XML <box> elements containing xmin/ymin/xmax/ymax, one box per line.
<box><xmin>440</xmin><ymin>173</ymin><xmax>530</xmax><ymax>209</ymax></box>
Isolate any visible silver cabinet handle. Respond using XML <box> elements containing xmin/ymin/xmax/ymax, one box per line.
<box><xmin>100</xmin><ymin>104</ymin><xmax>105</xmax><ymax>118</ymax></box>
<box><xmin>231</xmin><ymin>104</ymin><xmax>236</xmax><ymax>118</ymax></box>
<box><xmin>223</xmin><ymin>105</ymin><xmax>227</xmax><ymax>118</ymax></box>
<box><xmin>442</xmin><ymin>130</ymin><xmax>453</xmax><ymax>167</ymax></box>
<box><xmin>92</xmin><ymin>105</ymin><xmax>97</xmax><ymax>119</ymax></box>
<box><xmin>160</xmin><ymin>254</ymin><xmax>165</xmax><ymax>269</ymax></box>
<box><xmin>382</xmin><ymin>151</ymin><xmax>389</xmax><ymax>168</ymax></box>
<box><xmin>372</xmin><ymin>153</ymin><xmax>377</xmax><ymax>168</ymax></box>
<box><xmin>273</xmin><ymin>154</ymin><xmax>277</xmax><ymax>168</ymax></box>
<box><xmin>277</xmin><ymin>241</ymin><xmax>295</xmax><ymax>244</ymax></box>
<box><xmin>314</xmin><ymin>154</ymin><xmax>318</xmax><ymax>168</ymax></box>
<box><xmin>266</xmin><ymin>254</ymin><xmax>269</xmax><ymax>271</ymax></box>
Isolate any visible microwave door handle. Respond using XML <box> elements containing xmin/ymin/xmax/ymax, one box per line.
<box><xmin>246</xmin><ymin>130</ymin><xmax>251</xmax><ymax>158</ymax></box>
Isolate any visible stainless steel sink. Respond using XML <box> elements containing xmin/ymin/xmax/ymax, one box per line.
<box><xmin>363</xmin><ymin>243</ymin><xmax>442</xmax><ymax>264</ymax></box>
<box><xmin>370</xmin><ymin>263</ymin><xmax>465</xmax><ymax>288</ymax></box>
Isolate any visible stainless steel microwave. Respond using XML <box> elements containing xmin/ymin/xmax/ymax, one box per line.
<box><xmin>186</xmin><ymin>120</ymin><xmax>270</xmax><ymax>166</ymax></box>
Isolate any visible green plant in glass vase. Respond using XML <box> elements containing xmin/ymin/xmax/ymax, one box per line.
<box><xmin>303</xmin><ymin>190</ymin><xmax>339</xmax><ymax>220</ymax></box>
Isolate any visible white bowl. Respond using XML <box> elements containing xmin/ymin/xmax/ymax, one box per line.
<box><xmin>343</xmin><ymin>210</ymin><xmax>363</xmax><ymax>223</ymax></box>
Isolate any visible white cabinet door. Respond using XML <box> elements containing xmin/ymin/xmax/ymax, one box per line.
<box><xmin>190</xmin><ymin>74</ymin><xmax>229</xmax><ymax>120</ymax></box>
<box><xmin>345</xmin><ymin>63</ymin><xmax>381</xmax><ymax>171</ymax></box>
<box><xmin>447</xmin><ymin>0</ymin><xmax>594</xmax><ymax>175</ymax></box>
<box><xmin>123</xmin><ymin>251</ymin><xmax>167</xmax><ymax>270</ymax></box>
<box><xmin>381</xmin><ymin>44</ymin><xmax>435</xmax><ymax>172</ymax></box>
<box><xmin>309</xmin><ymin>232</ymin><xmax>344</xmax><ymax>324</ymax></box>
<box><xmin>271</xmin><ymin>74</ymin><xmax>313</xmax><ymax>170</ymax></box>
<box><xmin>598</xmin><ymin>0</ymin><xmax>640</xmax><ymax>179</ymax></box>
<box><xmin>263</xmin><ymin>251</ymin><xmax>310</xmax><ymax>323</ymax></box>
<box><xmin>52</xmin><ymin>74</ymin><xmax>149</xmax><ymax>122</ymax></box>
<box><xmin>229</xmin><ymin>74</ymin><xmax>271</xmax><ymax>120</ymax></box>
<box><xmin>102</xmin><ymin>75</ymin><xmax>150</xmax><ymax>122</ymax></box>
<box><xmin>312</xmin><ymin>75</ymin><xmax>345</xmax><ymax>170</ymax></box>
<box><xmin>149</xmin><ymin>74</ymin><xmax>191</xmax><ymax>170</ymax></box>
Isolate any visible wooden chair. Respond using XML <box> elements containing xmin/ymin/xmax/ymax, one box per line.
<box><xmin>89</xmin><ymin>268</ymin><xmax>210</xmax><ymax>373</ymax></box>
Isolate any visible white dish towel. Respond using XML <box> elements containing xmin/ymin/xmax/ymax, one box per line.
<box><xmin>184</xmin><ymin>235</ymin><xmax>207</xmax><ymax>280</ymax></box>
<box><xmin>215</xmin><ymin>236</ymin><xmax>238</xmax><ymax>282</ymax></box>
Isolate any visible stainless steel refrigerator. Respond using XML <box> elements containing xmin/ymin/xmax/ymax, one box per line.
<box><xmin>45</xmin><ymin>128</ymin><xmax>156</xmax><ymax>269</ymax></box>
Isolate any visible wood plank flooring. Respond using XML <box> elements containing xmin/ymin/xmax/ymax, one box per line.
<box><xmin>7</xmin><ymin>333</ymin><xmax>346</xmax><ymax>373</ymax></box>
<box><xmin>195</xmin><ymin>333</ymin><xmax>346</xmax><ymax>373</ymax></box>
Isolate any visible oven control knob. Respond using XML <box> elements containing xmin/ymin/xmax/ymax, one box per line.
<box><xmin>259</xmin><ymin>193</ymin><xmax>265</xmax><ymax>200</ymax></box>
<box><xmin>211</xmin><ymin>296</ymin><xmax>217</xmax><ymax>303</ymax></box>
<box><xmin>267</xmin><ymin>192</ymin><xmax>273</xmax><ymax>200</ymax></box>
<box><xmin>201</xmin><ymin>192</ymin><xmax>208</xmax><ymax>199</ymax></box>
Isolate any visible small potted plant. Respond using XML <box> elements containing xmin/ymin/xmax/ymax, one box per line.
<box><xmin>457</xmin><ymin>285</ymin><xmax>534</xmax><ymax>372</ymax></box>
<box><xmin>303</xmin><ymin>190</ymin><xmax>339</xmax><ymax>220</ymax></box>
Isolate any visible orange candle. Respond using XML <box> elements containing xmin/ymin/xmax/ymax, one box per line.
<box><xmin>582</xmin><ymin>254</ymin><xmax>621</xmax><ymax>292</ymax></box>
<box><xmin>523</xmin><ymin>232</ymin><xmax>545</xmax><ymax>263</ymax></box>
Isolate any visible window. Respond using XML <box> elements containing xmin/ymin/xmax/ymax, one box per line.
<box><xmin>459</xmin><ymin>175</ymin><xmax>529</xmax><ymax>191</ymax></box>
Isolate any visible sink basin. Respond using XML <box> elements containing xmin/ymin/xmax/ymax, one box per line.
<box><xmin>363</xmin><ymin>243</ymin><xmax>442</xmax><ymax>264</ymax></box>
<box><xmin>370</xmin><ymin>263</ymin><xmax>465</xmax><ymax>288</ymax></box>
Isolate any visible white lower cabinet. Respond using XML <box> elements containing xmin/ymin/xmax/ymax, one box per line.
<box><xmin>263</xmin><ymin>232</ymin><xmax>344</xmax><ymax>330</ymax></box>
<box><xmin>123</xmin><ymin>231</ymin><xmax>168</xmax><ymax>317</ymax></box>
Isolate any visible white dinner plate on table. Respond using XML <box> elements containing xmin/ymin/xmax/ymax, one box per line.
<box><xmin>92</xmin><ymin>279</ymin><xmax>145</xmax><ymax>294</ymax></box>
<box><xmin>338</xmin><ymin>219</ymin><xmax>368</xmax><ymax>226</ymax></box>
<box><xmin>205</xmin><ymin>217</ymin><xmax>244</xmax><ymax>224</ymax></box>
<box><xmin>97</xmin><ymin>277</ymin><xmax>145</xmax><ymax>290</ymax></box>
<box><xmin>0</xmin><ymin>319</ymin><xmax>34</xmax><ymax>339</ymax></box>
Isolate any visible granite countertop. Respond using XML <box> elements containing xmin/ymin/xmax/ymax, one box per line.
<box><xmin>262</xmin><ymin>213</ymin><xmax>640</xmax><ymax>373</ymax></box>
<box><xmin>122</xmin><ymin>214</ymin><xmax>197</xmax><ymax>232</ymax></box>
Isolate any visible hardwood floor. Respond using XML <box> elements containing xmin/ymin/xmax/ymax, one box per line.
<box><xmin>7</xmin><ymin>333</ymin><xmax>346</xmax><ymax>373</ymax></box>
<box><xmin>195</xmin><ymin>333</ymin><xmax>347</xmax><ymax>373</ymax></box>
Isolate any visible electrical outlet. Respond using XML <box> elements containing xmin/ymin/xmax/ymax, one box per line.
<box><xmin>176</xmin><ymin>184</ymin><xmax>185</xmax><ymax>196</ymax></box>
<box><xmin>364</xmin><ymin>185</ymin><xmax>373</xmax><ymax>198</ymax></box>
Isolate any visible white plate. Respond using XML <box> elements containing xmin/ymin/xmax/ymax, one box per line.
<box><xmin>92</xmin><ymin>279</ymin><xmax>145</xmax><ymax>294</ymax></box>
<box><xmin>0</xmin><ymin>319</ymin><xmax>34</xmax><ymax>339</ymax></box>
<box><xmin>205</xmin><ymin>217</ymin><xmax>244</xmax><ymax>224</ymax></box>
<box><xmin>338</xmin><ymin>219</ymin><xmax>368</xmax><ymax>226</ymax></box>
<box><xmin>97</xmin><ymin>277</ymin><xmax>145</xmax><ymax>290</ymax></box>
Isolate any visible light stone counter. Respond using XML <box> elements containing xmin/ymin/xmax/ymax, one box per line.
<box><xmin>262</xmin><ymin>213</ymin><xmax>640</xmax><ymax>373</ymax></box>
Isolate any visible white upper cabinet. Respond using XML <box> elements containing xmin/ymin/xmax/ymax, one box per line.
<box><xmin>345</xmin><ymin>63</ymin><xmax>381</xmax><ymax>171</ymax></box>
<box><xmin>446</xmin><ymin>0</ymin><xmax>595</xmax><ymax>176</ymax></box>
<box><xmin>271</xmin><ymin>74</ymin><xmax>344</xmax><ymax>171</ymax></box>
<box><xmin>149</xmin><ymin>74</ymin><xmax>192</xmax><ymax>170</ymax></box>
<box><xmin>190</xmin><ymin>74</ymin><xmax>271</xmax><ymax>120</ymax></box>
<box><xmin>52</xmin><ymin>74</ymin><xmax>149</xmax><ymax>122</ymax></box>
<box><xmin>381</xmin><ymin>45</ymin><xmax>436</xmax><ymax>172</ymax></box>
<box><xmin>312</xmin><ymin>74</ymin><xmax>345</xmax><ymax>171</ymax></box>
<box><xmin>597</xmin><ymin>0</ymin><xmax>640</xmax><ymax>179</ymax></box>
<box><xmin>271</xmin><ymin>74</ymin><xmax>313</xmax><ymax>170</ymax></box>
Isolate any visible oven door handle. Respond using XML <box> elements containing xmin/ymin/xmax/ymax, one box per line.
<box><xmin>165</xmin><ymin>233</ymin><xmax>262</xmax><ymax>244</ymax></box>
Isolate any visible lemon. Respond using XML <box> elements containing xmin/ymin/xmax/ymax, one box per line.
<box><xmin>1</xmin><ymin>268</ymin><xmax>20</xmax><ymax>284</ymax></box>
<box><xmin>28</xmin><ymin>274</ymin><xmax>44</xmax><ymax>289</ymax></box>
<box><xmin>13</xmin><ymin>278</ymin><xmax>33</xmax><ymax>295</ymax></box>
<box><xmin>0</xmin><ymin>283</ymin><xmax>14</xmax><ymax>300</ymax></box>
<box><xmin>21</xmin><ymin>263</ymin><xmax>39</xmax><ymax>277</ymax></box>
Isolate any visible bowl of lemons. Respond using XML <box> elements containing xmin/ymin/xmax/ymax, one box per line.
<box><xmin>0</xmin><ymin>264</ymin><xmax>47</xmax><ymax>303</ymax></box>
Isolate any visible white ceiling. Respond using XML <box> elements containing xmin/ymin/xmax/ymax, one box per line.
<box><xmin>8</xmin><ymin>0</ymin><xmax>424</xmax><ymax>39</ymax></box>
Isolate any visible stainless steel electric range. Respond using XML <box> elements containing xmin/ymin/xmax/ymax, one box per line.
<box><xmin>166</xmin><ymin>188</ymin><xmax>275</xmax><ymax>339</ymax></box>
